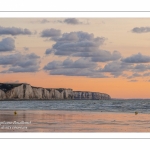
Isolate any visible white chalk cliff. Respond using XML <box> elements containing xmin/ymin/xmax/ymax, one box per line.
<box><xmin>0</xmin><ymin>83</ymin><xmax>111</xmax><ymax>100</ymax></box>
<box><xmin>73</xmin><ymin>91</ymin><xmax>111</xmax><ymax>100</ymax></box>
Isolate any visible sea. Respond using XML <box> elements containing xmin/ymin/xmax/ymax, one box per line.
<box><xmin>0</xmin><ymin>99</ymin><xmax>150</xmax><ymax>132</ymax></box>
<box><xmin>0</xmin><ymin>99</ymin><xmax>150</xmax><ymax>113</ymax></box>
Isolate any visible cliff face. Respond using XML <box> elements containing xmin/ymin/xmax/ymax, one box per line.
<box><xmin>73</xmin><ymin>91</ymin><xmax>111</xmax><ymax>100</ymax></box>
<box><xmin>0</xmin><ymin>83</ymin><xmax>73</xmax><ymax>100</ymax></box>
<box><xmin>0</xmin><ymin>83</ymin><xmax>111</xmax><ymax>100</ymax></box>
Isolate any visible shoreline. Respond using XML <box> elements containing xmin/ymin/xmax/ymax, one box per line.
<box><xmin>1</xmin><ymin>99</ymin><xmax>150</xmax><ymax>101</ymax></box>
<box><xmin>0</xmin><ymin>99</ymin><xmax>111</xmax><ymax>101</ymax></box>
<box><xmin>0</xmin><ymin>109</ymin><xmax>147</xmax><ymax>115</ymax></box>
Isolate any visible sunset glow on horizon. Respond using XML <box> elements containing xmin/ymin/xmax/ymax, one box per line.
<box><xmin>1</xmin><ymin>18</ymin><xmax>150</xmax><ymax>99</ymax></box>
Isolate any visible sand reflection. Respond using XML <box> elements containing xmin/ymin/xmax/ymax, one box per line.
<box><xmin>0</xmin><ymin>110</ymin><xmax>150</xmax><ymax>132</ymax></box>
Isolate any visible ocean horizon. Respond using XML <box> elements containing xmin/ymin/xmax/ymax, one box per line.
<box><xmin>0</xmin><ymin>99</ymin><xmax>150</xmax><ymax>112</ymax></box>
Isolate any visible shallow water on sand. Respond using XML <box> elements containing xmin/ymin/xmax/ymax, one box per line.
<box><xmin>0</xmin><ymin>110</ymin><xmax>150</xmax><ymax>132</ymax></box>
<box><xmin>0</xmin><ymin>99</ymin><xmax>150</xmax><ymax>132</ymax></box>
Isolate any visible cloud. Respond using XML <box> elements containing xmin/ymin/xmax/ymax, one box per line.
<box><xmin>53</xmin><ymin>32</ymin><xmax>105</xmax><ymax>55</ymax></box>
<box><xmin>44</xmin><ymin>57</ymin><xmax>107</xmax><ymax>78</ymax></box>
<box><xmin>132</xmin><ymin>27</ymin><xmax>150</xmax><ymax>33</ymax></box>
<box><xmin>133</xmin><ymin>72</ymin><xmax>141</xmax><ymax>77</ymax></box>
<box><xmin>49</xmin><ymin>68</ymin><xmax>107</xmax><ymax>78</ymax></box>
<box><xmin>100</xmin><ymin>60</ymin><xmax>150</xmax><ymax>78</ymax></box>
<box><xmin>43</xmin><ymin>31</ymin><xmax>123</xmax><ymax>78</ymax></box>
<box><xmin>40</xmin><ymin>19</ymin><xmax>50</xmax><ymax>24</ymax></box>
<box><xmin>133</xmin><ymin>64</ymin><xmax>150</xmax><ymax>72</ymax></box>
<box><xmin>0</xmin><ymin>54</ymin><xmax>19</xmax><ymax>65</ymax></box>
<box><xmin>64</xmin><ymin>18</ymin><xmax>82</xmax><ymax>25</ymax></box>
<box><xmin>45</xmin><ymin>48</ymin><xmax>55</xmax><ymax>55</ymax></box>
<box><xmin>101</xmin><ymin>61</ymin><xmax>131</xmax><ymax>73</ymax></box>
<box><xmin>44</xmin><ymin>57</ymin><xmax>97</xmax><ymax>70</ymax></box>
<box><xmin>23</xmin><ymin>47</ymin><xmax>29</xmax><ymax>51</ymax></box>
<box><xmin>70</xmin><ymin>58</ymin><xmax>97</xmax><ymax>68</ymax></box>
<box><xmin>0</xmin><ymin>37</ymin><xmax>15</xmax><ymax>52</ymax></box>
<box><xmin>41</xmin><ymin>28</ymin><xmax>61</xmax><ymax>38</ymax></box>
<box><xmin>143</xmin><ymin>72</ymin><xmax>150</xmax><ymax>76</ymax></box>
<box><xmin>91</xmin><ymin>50</ymin><xmax>121</xmax><ymax>62</ymax></box>
<box><xmin>0</xmin><ymin>26</ymin><xmax>32</xmax><ymax>35</ymax></box>
<box><xmin>44</xmin><ymin>53</ymin><xmax>150</xmax><ymax>79</ymax></box>
<box><xmin>122</xmin><ymin>53</ymin><xmax>150</xmax><ymax>63</ymax></box>
<box><xmin>129</xmin><ymin>79</ymin><xmax>138</xmax><ymax>82</ymax></box>
<box><xmin>46</xmin><ymin>31</ymin><xmax>121</xmax><ymax>62</ymax></box>
<box><xmin>8</xmin><ymin>65</ymin><xmax>39</xmax><ymax>73</ymax></box>
<box><xmin>99</xmin><ymin>61</ymin><xmax>133</xmax><ymax>77</ymax></box>
<box><xmin>0</xmin><ymin>53</ymin><xmax>40</xmax><ymax>73</ymax></box>
<box><xmin>127</xmin><ymin>73</ymin><xmax>141</xmax><ymax>79</ymax></box>
<box><xmin>44</xmin><ymin>60</ymin><xmax>62</xmax><ymax>70</ymax></box>
<box><xmin>110</xmin><ymin>71</ymin><xmax>124</xmax><ymax>78</ymax></box>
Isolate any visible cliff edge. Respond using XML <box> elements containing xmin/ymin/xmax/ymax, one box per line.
<box><xmin>0</xmin><ymin>83</ymin><xmax>111</xmax><ymax>100</ymax></box>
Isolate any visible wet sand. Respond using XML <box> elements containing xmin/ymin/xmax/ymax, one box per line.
<box><xmin>0</xmin><ymin>110</ymin><xmax>150</xmax><ymax>132</ymax></box>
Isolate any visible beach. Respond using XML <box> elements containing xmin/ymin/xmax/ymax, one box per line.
<box><xmin>0</xmin><ymin>110</ymin><xmax>150</xmax><ymax>132</ymax></box>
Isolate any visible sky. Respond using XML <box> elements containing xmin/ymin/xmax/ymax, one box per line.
<box><xmin>0</xmin><ymin>18</ymin><xmax>150</xmax><ymax>98</ymax></box>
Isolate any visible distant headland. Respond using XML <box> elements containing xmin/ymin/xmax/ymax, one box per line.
<box><xmin>0</xmin><ymin>83</ymin><xmax>111</xmax><ymax>100</ymax></box>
